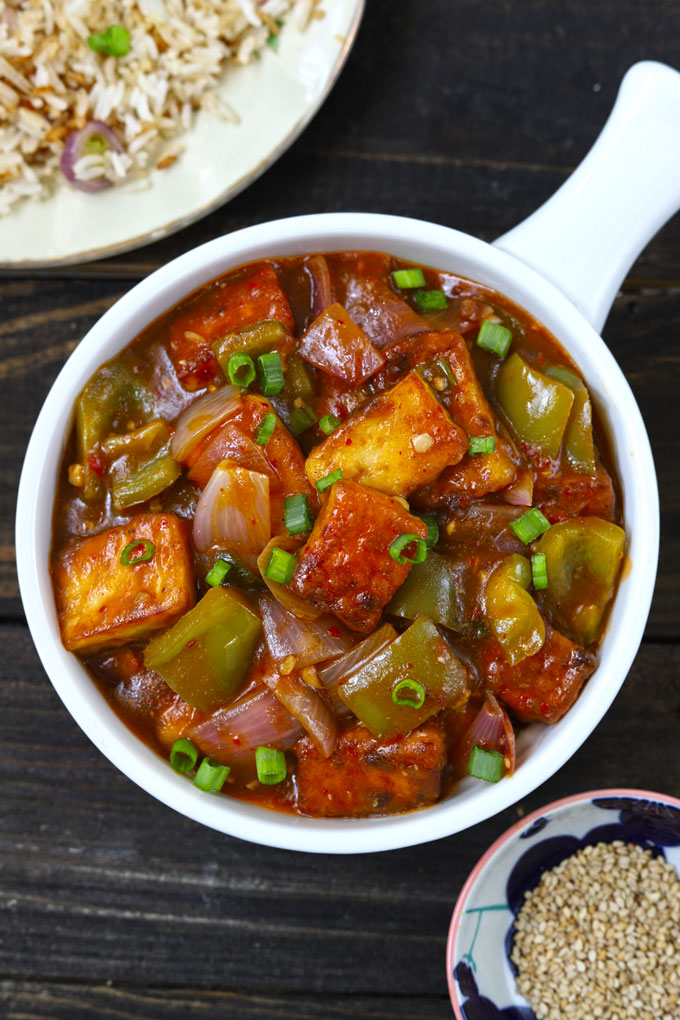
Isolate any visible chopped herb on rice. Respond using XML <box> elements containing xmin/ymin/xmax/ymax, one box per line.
<box><xmin>0</xmin><ymin>0</ymin><xmax>319</xmax><ymax>214</ymax></box>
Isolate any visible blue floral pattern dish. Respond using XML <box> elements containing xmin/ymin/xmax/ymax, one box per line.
<box><xmin>446</xmin><ymin>789</ymin><xmax>680</xmax><ymax>1020</ymax></box>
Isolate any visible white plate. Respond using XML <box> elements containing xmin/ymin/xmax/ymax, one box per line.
<box><xmin>0</xmin><ymin>0</ymin><xmax>364</xmax><ymax>268</ymax></box>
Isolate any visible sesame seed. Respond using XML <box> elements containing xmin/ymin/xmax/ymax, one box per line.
<box><xmin>511</xmin><ymin>841</ymin><xmax>680</xmax><ymax>1020</ymax></box>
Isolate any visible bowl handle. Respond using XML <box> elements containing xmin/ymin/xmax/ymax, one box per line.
<box><xmin>493</xmin><ymin>61</ymin><xmax>680</xmax><ymax>334</ymax></box>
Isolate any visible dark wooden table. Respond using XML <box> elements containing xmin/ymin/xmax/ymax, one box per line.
<box><xmin>2</xmin><ymin>3</ymin><xmax>680</xmax><ymax>1018</ymax></box>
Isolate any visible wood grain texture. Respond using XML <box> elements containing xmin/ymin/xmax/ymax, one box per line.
<box><xmin>2</xmin><ymin>626</ymin><xmax>679</xmax><ymax>994</ymax></box>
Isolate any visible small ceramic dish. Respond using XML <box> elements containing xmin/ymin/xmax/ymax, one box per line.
<box><xmin>446</xmin><ymin>789</ymin><xmax>680</xmax><ymax>1019</ymax></box>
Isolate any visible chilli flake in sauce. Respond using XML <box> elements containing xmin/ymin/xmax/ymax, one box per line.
<box><xmin>50</xmin><ymin>252</ymin><xmax>625</xmax><ymax>818</ymax></box>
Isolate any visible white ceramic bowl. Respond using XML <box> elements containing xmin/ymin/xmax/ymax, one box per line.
<box><xmin>16</xmin><ymin>63</ymin><xmax>680</xmax><ymax>853</ymax></box>
<box><xmin>446</xmin><ymin>788</ymin><xmax>680</xmax><ymax>1017</ymax></box>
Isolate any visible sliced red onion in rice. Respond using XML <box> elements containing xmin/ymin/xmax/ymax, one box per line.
<box><xmin>60</xmin><ymin>120</ymin><xmax>123</xmax><ymax>193</ymax></box>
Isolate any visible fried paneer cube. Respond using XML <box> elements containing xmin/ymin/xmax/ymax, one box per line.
<box><xmin>305</xmin><ymin>372</ymin><xmax>467</xmax><ymax>497</ymax></box>
<box><xmin>295</xmin><ymin>719</ymin><xmax>446</xmax><ymax>817</ymax></box>
<box><xmin>483</xmin><ymin>626</ymin><xmax>596</xmax><ymax>724</ymax></box>
<box><xmin>290</xmin><ymin>480</ymin><xmax>428</xmax><ymax>632</ymax></box>
<box><xmin>53</xmin><ymin>514</ymin><xmax>195</xmax><ymax>653</ymax></box>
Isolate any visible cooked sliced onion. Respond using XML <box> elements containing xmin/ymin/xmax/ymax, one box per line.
<box><xmin>193</xmin><ymin>460</ymin><xmax>270</xmax><ymax>566</ymax></box>
<box><xmin>257</xmin><ymin>534</ymin><xmax>322</xmax><ymax>620</ymax></box>
<box><xmin>264</xmin><ymin>671</ymin><xmax>337</xmax><ymax>757</ymax></box>
<box><xmin>501</xmin><ymin>470</ymin><xmax>534</xmax><ymax>507</ymax></box>
<box><xmin>305</xmin><ymin>255</ymin><xmax>334</xmax><ymax>317</ymax></box>
<box><xmin>463</xmin><ymin>693</ymin><xmax>516</xmax><ymax>775</ymax></box>
<box><xmin>259</xmin><ymin>594</ymin><xmax>353</xmax><ymax>669</ymax></box>
<box><xmin>170</xmin><ymin>385</ymin><xmax>241</xmax><ymax>462</ymax></box>
<box><xmin>317</xmin><ymin>623</ymin><xmax>398</xmax><ymax>717</ymax></box>
<box><xmin>190</xmin><ymin>686</ymin><xmax>302</xmax><ymax>765</ymax></box>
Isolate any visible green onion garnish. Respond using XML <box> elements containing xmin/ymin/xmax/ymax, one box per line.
<box><xmin>510</xmin><ymin>508</ymin><xmax>551</xmax><ymax>545</ymax></box>
<box><xmin>436</xmin><ymin>357</ymin><xmax>457</xmax><ymax>386</ymax></box>
<box><xmin>255</xmin><ymin>412</ymin><xmax>276</xmax><ymax>445</ymax></box>
<box><xmin>120</xmin><ymin>539</ymin><xmax>155</xmax><ymax>566</ymax></box>
<box><xmin>169</xmin><ymin>738</ymin><xmax>198</xmax><ymax>774</ymax></box>
<box><xmin>468</xmin><ymin>745</ymin><xmax>504</xmax><ymax>783</ymax></box>
<box><xmin>265</xmin><ymin>546</ymin><xmax>297</xmax><ymax>585</ymax></box>
<box><xmin>315</xmin><ymin>468</ymin><xmax>343</xmax><ymax>493</ymax></box>
<box><xmin>415</xmin><ymin>289</ymin><xmax>448</xmax><ymax>310</ymax></box>
<box><xmin>255</xmin><ymin>746</ymin><xmax>287</xmax><ymax>785</ymax></box>
<box><xmin>193</xmin><ymin>757</ymin><xmax>230</xmax><ymax>793</ymax></box>
<box><xmin>284</xmin><ymin>494</ymin><xmax>313</xmax><ymax>535</ymax></box>
<box><xmin>257</xmin><ymin>351</ymin><xmax>285</xmax><ymax>396</ymax></box>
<box><xmin>392</xmin><ymin>268</ymin><xmax>426</xmax><ymax>289</ymax></box>
<box><xmin>319</xmin><ymin>413</ymin><xmax>341</xmax><ymax>436</ymax></box>
<box><xmin>389</xmin><ymin>533</ymin><xmax>428</xmax><ymax>565</ymax></box>
<box><xmin>392</xmin><ymin>678</ymin><xmax>426</xmax><ymax>709</ymax></box>
<box><xmin>289</xmin><ymin>403</ymin><xmax>317</xmax><ymax>435</ymax></box>
<box><xmin>531</xmin><ymin>552</ymin><xmax>548</xmax><ymax>590</ymax></box>
<box><xmin>227</xmin><ymin>352</ymin><xmax>256</xmax><ymax>387</ymax></box>
<box><xmin>468</xmin><ymin>436</ymin><xmax>496</xmax><ymax>456</ymax></box>
<box><xmin>205</xmin><ymin>558</ymin><xmax>231</xmax><ymax>587</ymax></box>
<box><xmin>88</xmin><ymin>24</ymin><xmax>131</xmax><ymax>57</ymax></box>
<box><xmin>416</xmin><ymin>513</ymin><xmax>439</xmax><ymax>548</ymax></box>
<box><xmin>476</xmin><ymin>319</ymin><xmax>512</xmax><ymax>358</ymax></box>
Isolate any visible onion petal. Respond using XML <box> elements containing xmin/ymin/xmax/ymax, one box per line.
<box><xmin>459</xmin><ymin>693</ymin><xmax>516</xmax><ymax>776</ymax></box>
<box><xmin>259</xmin><ymin>593</ymin><xmax>353</xmax><ymax>669</ymax></box>
<box><xmin>305</xmin><ymin>255</ymin><xmax>334</xmax><ymax>317</ymax></box>
<box><xmin>61</xmin><ymin>120</ymin><xmax>123</xmax><ymax>193</ymax></box>
<box><xmin>317</xmin><ymin>623</ymin><xmax>397</xmax><ymax>715</ymax></box>
<box><xmin>170</xmin><ymin>385</ymin><xmax>241</xmax><ymax>462</ymax></box>
<box><xmin>501</xmin><ymin>470</ymin><xmax>534</xmax><ymax>507</ymax></box>
<box><xmin>264</xmin><ymin>670</ymin><xmax>337</xmax><ymax>757</ymax></box>
<box><xmin>193</xmin><ymin>459</ymin><xmax>270</xmax><ymax>567</ymax></box>
<box><xmin>190</xmin><ymin>686</ymin><xmax>302</xmax><ymax>765</ymax></box>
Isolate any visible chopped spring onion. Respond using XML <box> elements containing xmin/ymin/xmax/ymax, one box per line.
<box><xmin>469</xmin><ymin>436</ymin><xmax>496</xmax><ymax>456</ymax></box>
<box><xmin>193</xmin><ymin>757</ymin><xmax>230</xmax><ymax>793</ymax></box>
<box><xmin>392</xmin><ymin>267</ymin><xmax>426</xmax><ymax>288</ymax></box>
<box><xmin>227</xmin><ymin>352</ymin><xmax>256</xmax><ymax>387</ymax></box>
<box><xmin>227</xmin><ymin>353</ymin><xmax>254</xmax><ymax>388</ymax></box>
<box><xmin>255</xmin><ymin>746</ymin><xmax>287</xmax><ymax>785</ymax></box>
<box><xmin>468</xmin><ymin>744</ymin><xmax>504</xmax><ymax>783</ymax></box>
<box><xmin>392</xmin><ymin>677</ymin><xmax>426</xmax><ymax>709</ymax></box>
<box><xmin>416</xmin><ymin>513</ymin><xmax>439</xmax><ymax>548</ymax></box>
<box><xmin>476</xmin><ymin>319</ymin><xmax>512</xmax><ymax>358</ymax></box>
<box><xmin>205</xmin><ymin>558</ymin><xmax>232</xmax><ymax>587</ymax></box>
<box><xmin>265</xmin><ymin>546</ymin><xmax>297</xmax><ymax>585</ymax></box>
<box><xmin>255</xmin><ymin>412</ymin><xmax>276</xmax><ymax>445</ymax></box>
<box><xmin>120</xmin><ymin>539</ymin><xmax>155</xmax><ymax>566</ymax></box>
<box><xmin>316</xmin><ymin>468</ymin><xmax>343</xmax><ymax>493</ymax></box>
<box><xmin>436</xmin><ymin>357</ymin><xmax>457</xmax><ymax>386</ymax></box>
<box><xmin>284</xmin><ymin>494</ymin><xmax>313</xmax><ymax>535</ymax></box>
<box><xmin>257</xmin><ymin>351</ymin><xmax>285</xmax><ymax>396</ymax></box>
<box><xmin>169</xmin><ymin>737</ymin><xmax>198</xmax><ymax>774</ymax></box>
<box><xmin>415</xmin><ymin>289</ymin><xmax>448</xmax><ymax>310</ymax></box>
<box><xmin>531</xmin><ymin>552</ymin><xmax>548</xmax><ymax>590</ymax></box>
<box><xmin>289</xmin><ymin>403</ymin><xmax>317</xmax><ymax>435</ymax></box>
<box><xmin>510</xmin><ymin>508</ymin><xmax>551</xmax><ymax>545</ymax></box>
<box><xmin>319</xmin><ymin>413</ymin><xmax>341</xmax><ymax>436</ymax></box>
<box><xmin>389</xmin><ymin>533</ymin><xmax>428</xmax><ymax>565</ymax></box>
<box><xmin>88</xmin><ymin>24</ymin><xmax>130</xmax><ymax>56</ymax></box>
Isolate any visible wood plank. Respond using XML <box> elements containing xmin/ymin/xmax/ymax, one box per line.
<box><xmin>0</xmin><ymin>983</ymin><xmax>451</xmax><ymax>1020</ymax></box>
<box><xmin>1</xmin><ymin>279</ymin><xmax>678</xmax><ymax>634</ymax></box>
<box><xmin>1</xmin><ymin>625</ymin><xmax>678</xmax><ymax>992</ymax></box>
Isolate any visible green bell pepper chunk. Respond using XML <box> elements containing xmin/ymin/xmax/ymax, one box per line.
<box><xmin>533</xmin><ymin>518</ymin><xmax>625</xmax><ymax>645</ymax></box>
<box><xmin>76</xmin><ymin>359</ymin><xmax>154</xmax><ymax>501</ymax></box>
<box><xmin>496</xmin><ymin>353</ymin><xmax>574</xmax><ymax>458</ymax></box>
<box><xmin>484</xmin><ymin>553</ymin><xmax>545</xmax><ymax>665</ymax></box>
<box><xmin>387</xmin><ymin>550</ymin><xmax>465</xmax><ymax>632</ymax></box>
<box><xmin>285</xmin><ymin>353</ymin><xmax>315</xmax><ymax>401</ymax></box>
<box><xmin>212</xmin><ymin>320</ymin><xmax>290</xmax><ymax>377</ymax></box>
<box><xmin>545</xmin><ymin>365</ymin><xmax>596</xmax><ymax>475</ymax></box>
<box><xmin>338</xmin><ymin>614</ymin><xmax>469</xmax><ymax>739</ymax></box>
<box><xmin>104</xmin><ymin>420</ymin><xmax>181</xmax><ymax>510</ymax></box>
<box><xmin>144</xmin><ymin>587</ymin><xmax>261</xmax><ymax>711</ymax></box>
